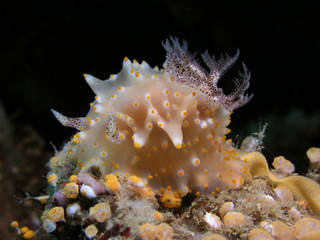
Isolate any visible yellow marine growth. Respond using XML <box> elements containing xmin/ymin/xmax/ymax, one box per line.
<box><xmin>243</xmin><ymin>151</ymin><xmax>320</xmax><ymax>217</ymax></box>
<box><xmin>64</xmin><ymin>182</ymin><xmax>79</xmax><ymax>199</ymax></box>
<box><xmin>89</xmin><ymin>202</ymin><xmax>111</xmax><ymax>223</ymax></box>
<box><xmin>51</xmin><ymin>38</ymin><xmax>252</xmax><ymax>205</ymax></box>
<box><xmin>47</xmin><ymin>206</ymin><xmax>65</xmax><ymax>222</ymax></box>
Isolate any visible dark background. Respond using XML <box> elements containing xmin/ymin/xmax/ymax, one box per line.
<box><xmin>1</xmin><ymin>0</ymin><xmax>320</xmax><ymax>172</ymax></box>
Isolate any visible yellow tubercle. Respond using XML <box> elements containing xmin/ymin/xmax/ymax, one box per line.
<box><xmin>138</xmin><ymin>223</ymin><xmax>173</xmax><ymax>240</ymax></box>
<box><xmin>89</xmin><ymin>202</ymin><xmax>111</xmax><ymax>223</ymax></box>
<box><xmin>10</xmin><ymin>221</ymin><xmax>19</xmax><ymax>228</ymax></box>
<box><xmin>64</xmin><ymin>182</ymin><xmax>79</xmax><ymax>199</ymax></box>
<box><xmin>85</xmin><ymin>224</ymin><xmax>98</xmax><ymax>239</ymax></box>
<box><xmin>47</xmin><ymin>173</ymin><xmax>58</xmax><ymax>186</ymax></box>
<box><xmin>152</xmin><ymin>211</ymin><xmax>164</xmax><ymax>222</ymax></box>
<box><xmin>69</xmin><ymin>175</ymin><xmax>78</xmax><ymax>183</ymax></box>
<box><xmin>128</xmin><ymin>175</ymin><xmax>144</xmax><ymax>187</ymax></box>
<box><xmin>23</xmin><ymin>230</ymin><xmax>34</xmax><ymax>239</ymax></box>
<box><xmin>48</xmin><ymin>207</ymin><xmax>65</xmax><ymax>222</ymax></box>
<box><xmin>160</xmin><ymin>192</ymin><xmax>182</xmax><ymax>208</ymax></box>
<box><xmin>134</xmin><ymin>142</ymin><xmax>141</xmax><ymax>149</ymax></box>
<box><xmin>104</xmin><ymin>174</ymin><xmax>120</xmax><ymax>194</ymax></box>
<box><xmin>21</xmin><ymin>226</ymin><xmax>29</xmax><ymax>234</ymax></box>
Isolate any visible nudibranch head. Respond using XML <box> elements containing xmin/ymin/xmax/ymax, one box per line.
<box><xmin>52</xmin><ymin>38</ymin><xmax>252</xmax><ymax>205</ymax></box>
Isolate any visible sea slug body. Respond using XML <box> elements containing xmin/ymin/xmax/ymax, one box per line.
<box><xmin>52</xmin><ymin>38</ymin><xmax>252</xmax><ymax>206</ymax></box>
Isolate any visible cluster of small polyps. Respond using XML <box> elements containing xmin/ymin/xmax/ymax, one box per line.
<box><xmin>51</xmin><ymin>38</ymin><xmax>253</xmax><ymax>207</ymax></box>
<box><xmin>40</xmin><ymin>171</ymin><xmax>157</xmax><ymax>238</ymax></box>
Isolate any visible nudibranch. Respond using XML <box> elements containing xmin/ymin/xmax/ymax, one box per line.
<box><xmin>52</xmin><ymin>38</ymin><xmax>253</xmax><ymax>206</ymax></box>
